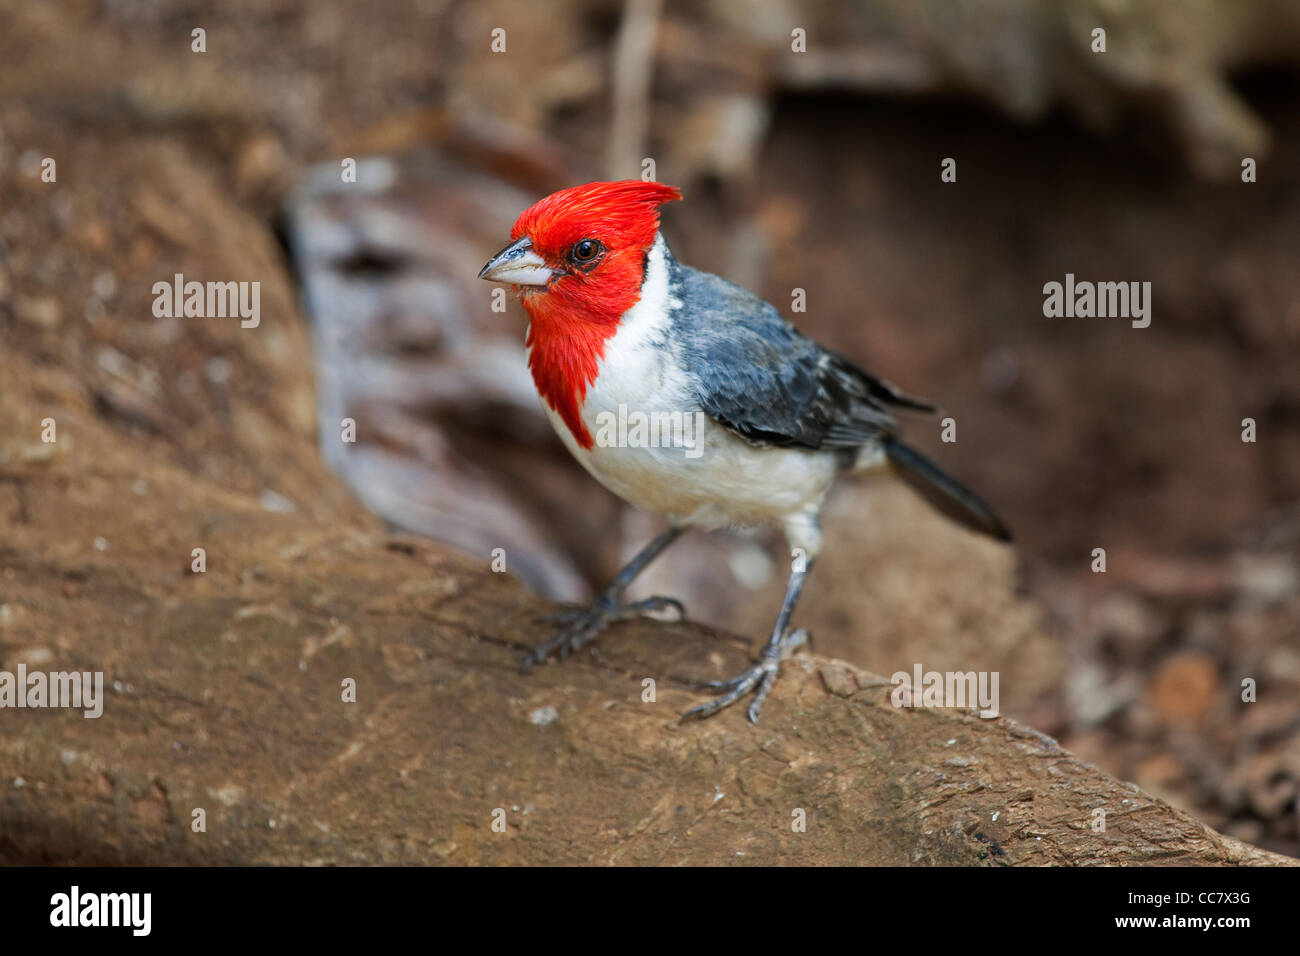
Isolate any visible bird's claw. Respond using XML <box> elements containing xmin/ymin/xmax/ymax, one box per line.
<box><xmin>521</xmin><ymin>606</ymin><xmax>608</xmax><ymax>672</ymax></box>
<box><xmin>523</xmin><ymin>593</ymin><xmax>686</xmax><ymax>672</ymax></box>
<box><xmin>683</xmin><ymin>628</ymin><xmax>809</xmax><ymax>724</ymax></box>
<box><xmin>536</xmin><ymin>606</ymin><xmax>594</xmax><ymax>627</ymax></box>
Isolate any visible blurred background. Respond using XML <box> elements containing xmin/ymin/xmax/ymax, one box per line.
<box><xmin>2</xmin><ymin>0</ymin><xmax>1300</xmax><ymax>857</ymax></box>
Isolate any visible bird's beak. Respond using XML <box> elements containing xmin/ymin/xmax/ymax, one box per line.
<box><xmin>477</xmin><ymin>236</ymin><xmax>553</xmax><ymax>286</ymax></box>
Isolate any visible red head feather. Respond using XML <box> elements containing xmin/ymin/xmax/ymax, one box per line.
<box><xmin>510</xmin><ymin>181</ymin><xmax>682</xmax><ymax>448</ymax></box>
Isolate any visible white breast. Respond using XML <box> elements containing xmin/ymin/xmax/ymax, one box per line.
<box><xmin>533</xmin><ymin>234</ymin><xmax>840</xmax><ymax>536</ymax></box>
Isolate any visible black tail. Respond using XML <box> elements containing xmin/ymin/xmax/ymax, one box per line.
<box><xmin>882</xmin><ymin>438</ymin><xmax>1012</xmax><ymax>542</ymax></box>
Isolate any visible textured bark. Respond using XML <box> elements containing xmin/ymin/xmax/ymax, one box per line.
<box><xmin>0</xmin><ymin>511</ymin><xmax>1290</xmax><ymax>865</ymax></box>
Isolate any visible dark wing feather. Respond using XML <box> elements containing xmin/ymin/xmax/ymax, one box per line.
<box><xmin>670</xmin><ymin>262</ymin><xmax>932</xmax><ymax>451</ymax></box>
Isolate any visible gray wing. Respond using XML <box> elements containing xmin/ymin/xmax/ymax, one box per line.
<box><xmin>670</xmin><ymin>262</ymin><xmax>933</xmax><ymax>450</ymax></box>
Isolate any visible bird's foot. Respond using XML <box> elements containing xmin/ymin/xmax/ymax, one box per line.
<box><xmin>522</xmin><ymin>594</ymin><xmax>685</xmax><ymax>672</ymax></box>
<box><xmin>682</xmin><ymin>627</ymin><xmax>809</xmax><ymax>724</ymax></box>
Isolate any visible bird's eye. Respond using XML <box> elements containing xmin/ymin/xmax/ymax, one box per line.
<box><xmin>570</xmin><ymin>239</ymin><xmax>603</xmax><ymax>266</ymax></box>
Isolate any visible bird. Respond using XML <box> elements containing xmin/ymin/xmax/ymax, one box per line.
<box><xmin>477</xmin><ymin>180</ymin><xmax>1011</xmax><ymax>723</ymax></box>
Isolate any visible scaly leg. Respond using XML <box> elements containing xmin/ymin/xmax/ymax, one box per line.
<box><xmin>682</xmin><ymin>557</ymin><xmax>813</xmax><ymax>724</ymax></box>
<box><xmin>521</xmin><ymin>526</ymin><xmax>684</xmax><ymax>672</ymax></box>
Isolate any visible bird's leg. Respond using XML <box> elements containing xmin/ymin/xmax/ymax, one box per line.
<box><xmin>683</xmin><ymin>557</ymin><xmax>813</xmax><ymax>724</ymax></box>
<box><xmin>521</xmin><ymin>526</ymin><xmax>684</xmax><ymax>672</ymax></box>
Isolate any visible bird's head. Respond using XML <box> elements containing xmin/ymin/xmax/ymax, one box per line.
<box><xmin>477</xmin><ymin>181</ymin><xmax>682</xmax><ymax>449</ymax></box>
<box><xmin>478</xmin><ymin>180</ymin><xmax>681</xmax><ymax>314</ymax></box>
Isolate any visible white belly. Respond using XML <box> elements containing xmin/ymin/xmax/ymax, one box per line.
<box><xmin>539</xmin><ymin>310</ymin><xmax>839</xmax><ymax>531</ymax></box>
<box><xmin>545</xmin><ymin>397</ymin><xmax>839</xmax><ymax>531</ymax></box>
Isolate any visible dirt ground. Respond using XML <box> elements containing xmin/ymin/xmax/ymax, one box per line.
<box><xmin>2</xmin><ymin>0</ymin><xmax>1299</xmax><ymax>861</ymax></box>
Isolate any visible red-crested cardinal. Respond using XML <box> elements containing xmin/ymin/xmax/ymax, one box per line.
<box><xmin>478</xmin><ymin>180</ymin><xmax>1011</xmax><ymax>723</ymax></box>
